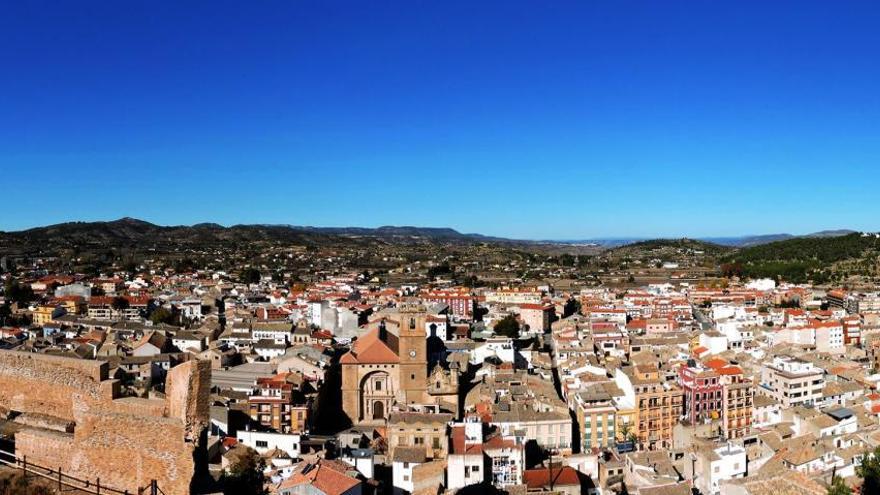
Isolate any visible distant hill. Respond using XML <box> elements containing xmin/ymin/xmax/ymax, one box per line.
<box><xmin>702</xmin><ymin>229</ymin><xmax>856</xmax><ymax>247</ymax></box>
<box><xmin>724</xmin><ymin>232</ymin><xmax>880</xmax><ymax>283</ymax></box>
<box><xmin>804</xmin><ymin>229</ymin><xmax>857</xmax><ymax>238</ymax></box>
<box><xmin>703</xmin><ymin>234</ymin><xmax>796</xmax><ymax>247</ymax></box>
<box><xmin>606</xmin><ymin>238</ymin><xmax>733</xmax><ymax>258</ymax></box>
<box><xmin>0</xmin><ymin>217</ymin><xmax>540</xmax><ymax>253</ymax></box>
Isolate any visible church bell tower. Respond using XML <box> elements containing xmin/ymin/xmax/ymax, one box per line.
<box><xmin>398</xmin><ymin>302</ymin><xmax>428</xmax><ymax>404</ymax></box>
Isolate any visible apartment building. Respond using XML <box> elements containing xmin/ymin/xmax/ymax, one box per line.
<box><xmin>248</xmin><ymin>373</ymin><xmax>308</xmax><ymax>434</ymax></box>
<box><xmin>571</xmin><ymin>385</ymin><xmax>617</xmax><ymax>450</ymax></box>
<box><xmin>721</xmin><ymin>376</ymin><xmax>753</xmax><ymax>440</ymax></box>
<box><xmin>679</xmin><ymin>363</ymin><xmax>722</xmax><ymax>424</ymax></box>
<box><xmin>616</xmin><ymin>365</ymin><xmax>683</xmax><ymax>450</ymax></box>
<box><xmin>679</xmin><ymin>359</ymin><xmax>754</xmax><ymax>439</ymax></box>
<box><xmin>421</xmin><ymin>289</ymin><xmax>475</xmax><ymax>318</ymax></box>
<box><xmin>759</xmin><ymin>356</ymin><xmax>825</xmax><ymax>407</ymax></box>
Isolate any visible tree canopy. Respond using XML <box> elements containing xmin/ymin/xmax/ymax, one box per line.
<box><xmin>222</xmin><ymin>447</ymin><xmax>267</xmax><ymax>495</ymax></box>
<box><xmin>493</xmin><ymin>314</ymin><xmax>520</xmax><ymax>339</ymax></box>
<box><xmin>857</xmin><ymin>447</ymin><xmax>880</xmax><ymax>494</ymax></box>
<box><xmin>240</xmin><ymin>268</ymin><xmax>261</xmax><ymax>284</ymax></box>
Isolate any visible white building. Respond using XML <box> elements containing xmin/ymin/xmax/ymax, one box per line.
<box><xmin>236</xmin><ymin>430</ymin><xmax>301</xmax><ymax>458</ymax></box>
<box><xmin>759</xmin><ymin>356</ymin><xmax>825</xmax><ymax>407</ymax></box>
<box><xmin>339</xmin><ymin>448</ymin><xmax>375</xmax><ymax>479</ymax></box>
<box><xmin>391</xmin><ymin>446</ymin><xmax>425</xmax><ymax>494</ymax></box>
<box><xmin>447</xmin><ymin>422</ymin><xmax>487</xmax><ymax>491</ymax></box>
<box><xmin>252</xmin><ymin>323</ymin><xmax>293</xmax><ymax>345</ymax></box>
<box><xmin>691</xmin><ymin>443</ymin><xmax>747</xmax><ymax>495</ymax></box>
<box><xmin>471</xmin><ymin>338</ymin><xmax>515</xmax><ymax>365</ymax></box>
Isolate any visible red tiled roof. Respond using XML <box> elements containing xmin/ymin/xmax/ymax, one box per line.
<box><xmin>340</xmin><ymin>327</ymin><xmax>399</xmax><ymax>364</ymax></box>
<box><xmin>704</xmin><ymin>358</ymin><xmax>728</xmax><ymax>370</ymax></box>
<box><xmin>718</xmin><ymin>365</ymin><xmax>743</xmax><ymax>376</ymax></box>
<box><xmin>523</xmin><ymin>467</ymin><xmax>581</xmax><ymax>489</ymax></box>
<box><xmin>279</xmin><ymin>461</ymin><xmax>360</xmax><ymax>495</ymax></box>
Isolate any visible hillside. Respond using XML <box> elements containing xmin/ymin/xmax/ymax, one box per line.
<box><xmin>703</xmin><ymin>234</ymin><xmax>796</xmax><ymax>247</ymax></box>
<box><xmin>607</xmin><ymin>238</ymin><xmax>732</xmax><ymax>258</ymax></box>
<box><xmin>0</xmin><ymin>217</ymin><xmax>555</xmax><ymax>255</ymax></box>
<box><xmin>724</xmin><ymin>232</ymin><xmax>880</xmax><ymax>283</ymax></box>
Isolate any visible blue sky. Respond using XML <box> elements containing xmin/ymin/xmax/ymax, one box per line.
<box><xmin>1</xmin><ymin>1</ymin><xmax>879</xmax><ymax>239</ymax></box>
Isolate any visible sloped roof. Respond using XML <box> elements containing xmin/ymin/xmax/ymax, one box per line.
<box><xmin>340</xmin><ymin>327</ymin><xmax>399</xmax><ymax>364</ymax></box>
<box><xmin>523</xmin><ymin>466</ymin><xmax>580</xmax><ymax>488</ymax></box>
<box><xmin>279</xmin><ymin>460</ymin><xmax>360</xmax><ymax>495</ymax></box>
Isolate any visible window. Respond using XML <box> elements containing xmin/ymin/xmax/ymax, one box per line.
<box><xmin>375</xmin><ymin>381</ymin><xmax>382</xmax><ymax>391</ymax></box>
<box><xmin>256</xmin><ymin>440</ymin><xmax>268</xmax><ymax>448</ymax></box>
<box><xmin>414</xmin><ymin>437</ymin><xmax>425</xmax><ymax>445</ymax></box>
<box><xmin>433</xmin><ymin>437</ymin><xmax>441</xmax><ymax>449</ymax></box>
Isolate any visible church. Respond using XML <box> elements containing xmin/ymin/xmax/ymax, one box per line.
<box><xmin>341</xmin><ymin>302</ymin><xmax>459</xmax><ymax>425</ymax></box>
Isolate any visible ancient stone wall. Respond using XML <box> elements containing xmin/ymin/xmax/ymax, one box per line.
<box><xmin>0</xmin><ymin>351</ymin><xmax>210</xmax><ymax>495</ymax></box>
<box><xmin>0</xmin><ymin>351</ymin><xmax>112</xmax><ymax>421</ymax></box>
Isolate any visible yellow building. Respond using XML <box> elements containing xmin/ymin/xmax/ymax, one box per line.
<box><xmin>32</xmin><ymin>305</ymin><xmax>61</xmax><ymax>326</ymax></box>
<box><xmin>629</xmin><ymin>365</ymin><xmax>683</xmax><ymax>450</ymax></box>
<box><xmin>55</xmin><ymin>296</ymin><xmax>86</xmax><ymax>315</ymax></box>
<box><xmin>615</xmin><ymin>406</ymin><xmax>637</xmax><ymax>442</ymax></box>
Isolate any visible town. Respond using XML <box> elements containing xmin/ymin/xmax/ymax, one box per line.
<box><xmin>1</xmin><ymin>223</ymin><xmax>880</xmax><ymax>495</ymax></box>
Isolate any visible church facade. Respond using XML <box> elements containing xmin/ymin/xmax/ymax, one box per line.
<box><xmin>341</xmin><ymin>302</ymin><xmax>458</xmax><ymax>425</ymax></box>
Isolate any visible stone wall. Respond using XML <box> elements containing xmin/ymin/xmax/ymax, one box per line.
<box><xmin>0</xmin><ymin>351</ymin><xmax>210</xmax><ymax>495</ymax></box>
<box><xmin>0</xmin><ymin>351</ymin><xmax>111</xmax><ymax>421</ymax></box>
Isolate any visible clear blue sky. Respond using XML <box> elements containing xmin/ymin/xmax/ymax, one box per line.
<box><xmin>2</xmin><ymin>1</ymin><xmax>879</xmax><ymax>239</ymax></box>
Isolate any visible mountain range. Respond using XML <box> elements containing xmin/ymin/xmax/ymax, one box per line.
<box><xmin>552</xmin><ymin>230</ymin><xmax>857</xmax><ymax>248</ymax></box>
<box><xmin>0</xmin><ymin>218</ymin><xmax>861</xmax><ymax>253</ymax></box>
<box><xmin>0</xmin><ymin>217</ymin><xmax>539</xmax><ymax>252</ymax></box>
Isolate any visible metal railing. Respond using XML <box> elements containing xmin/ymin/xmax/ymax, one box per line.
<box><xmin>0</xmin><ymin>448</ymin><xmax>163</xmax><ymax>495</ymax></box>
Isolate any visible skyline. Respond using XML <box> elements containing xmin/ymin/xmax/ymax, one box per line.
<box><xmin>3</xmin><ymin>1</ymin><xmax>880</xmax><ymax>237</ymax></box>
<box><xmin>0</xmin><ymin>215</ymin><xmax>866</xmax><ymax>243</ymax></box>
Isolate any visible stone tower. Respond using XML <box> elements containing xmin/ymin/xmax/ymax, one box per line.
<box><xmin>398</xmin><ymin>302</ymin><xmax>428</xmax><ymax>405</ymax></box>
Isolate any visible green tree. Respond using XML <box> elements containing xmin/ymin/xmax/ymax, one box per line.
<box><xmin>827</xmin><ymin>474</ymin><xmax>852</xmax><ymax>495</ymax></box>
<box><xmin>858</xmin><ymin>447</ymin><xmax>880</xmax><ymax>494</ymax></box>
<box><xmin>493</xmin><ymin>314</ymin><xmax>520</xmax><ymax>339</ymax></box>
<box><xmin>222</xmin><ymin>447</ymin><xmax>266</xmax><ymax>495</ymax></box>
<box><xmin>3</xmin><ymin>279</ymin><xmax>35</xmax><ymax>305</ymax></box>
<box><xmin>563</xmin><ymin>298</ymin><xmax>582</xmax><ymax>318</ymax></box>
<box><xmin>240</xmin><ymin>268</ymin><xmax>261</xmax><ymax>284</ymax></box>
<box><xmin>174</xmin><ymin>257</ymin><xmax>198</xmax><ymax>273</ymax></box>
<box><xmin>427</xmin><ymin>262</ymin><xmax>453</xmax><ymax>280</ymax></box>
<box><xmin>111</xmin><ymin>296</ymin><xmax>130</xmax><ymax>320</ymax></box>
<box><xmin>0</xmin><ymin>303</ymin><xmax>11</xmax><ymax>325</ymax></box>
<box><xmin>150</xmin><ymin>307</ymin><xmax>175</xmax><ymax>325</ymax></box>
